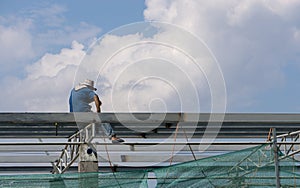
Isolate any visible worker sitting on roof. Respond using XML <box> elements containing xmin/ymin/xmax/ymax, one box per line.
<box><xmin>69</xmin><ymin>79</ymin><xmax>124</xmax><ymax>143</ymax></box>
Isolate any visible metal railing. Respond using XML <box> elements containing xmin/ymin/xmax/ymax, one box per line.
<box><xmin>51</xmin><ymin>123</ymin><xmax>95</xmax><ymax>174</ymax></box>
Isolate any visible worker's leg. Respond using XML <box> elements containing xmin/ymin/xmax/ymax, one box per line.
<box><xmin>99</xmin><ymin>122</ymin><xmax>116</xmax><ymax>138</ymax></box>
<box><xmin>96</xmin><ymin>123</ymin><xmax>124</xmax><ymax>142</ymax></box>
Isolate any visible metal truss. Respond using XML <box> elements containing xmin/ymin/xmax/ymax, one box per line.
<box><xmin>266</xmin><ymin>128</ymin><xmax>300</xmax><ymax>159</ymax></box>
<box><xmin>276</xmin><ymin>130</ymin><xmax>300</xmax><ymax>158</ymax></box>
<box><xmin>51</xmin><ymin>123</ymin><xmax>95</xmax><ymax>174</ymax></box>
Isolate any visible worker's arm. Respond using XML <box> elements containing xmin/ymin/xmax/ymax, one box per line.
<box><xmin>94</xmin><ymin>94</ymin><xmax>102</xmax><ymax>113</ymax></box>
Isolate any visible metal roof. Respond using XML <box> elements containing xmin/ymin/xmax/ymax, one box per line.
<box><xmin>1</xmin><ymin>112</ymin><xmax>300</xmax><ymax>138</ymax></box>
<box><xmin>1</xmin><ymin>113</ymin><xmax>300</xmax><ymax>173</ymax></box>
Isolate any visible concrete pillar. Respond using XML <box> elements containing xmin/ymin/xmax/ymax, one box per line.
<box><xmin>78</xmin><ymin>144</ymin><xmax>98</xmax><ymax>172</ymax></box>
<box><xmin>78</xmin><ymin>144</ymin><xmax>98</xmax><ymax>188</ymax></box>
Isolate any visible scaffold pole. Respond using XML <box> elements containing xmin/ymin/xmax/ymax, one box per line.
<box><xmin>273</xmin><ymin>128</ymin><xmax>280</xmax><ymax>188</ymax></box>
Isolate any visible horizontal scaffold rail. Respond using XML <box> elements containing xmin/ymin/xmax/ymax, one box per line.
<box><xmin>1</xmin><ymin>113</ymin><xmax>300</xmax><ymax>138</ymax></box>
<box><xmin>1</xmin><ymin>112</ymin><xmax>300</xmax><ymax>123</ymax></box>
<box><xmin>1</xmin><ymin>141</ymin><xmax>300</xmax><ymax>146</ymax></box>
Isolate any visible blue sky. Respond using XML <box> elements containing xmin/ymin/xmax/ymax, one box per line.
<box><xmin>0</xmin><ymin>0</ymin><xmax>300</xmax><ymax>113</ymax></box>
<box><xmin>0</xmin><ymin>0</ymin><xmax>145</xmax><ymax>72</ymax></box>
<box><xmin>0</xmin><ymin>0</ymin><xmax>145</xmax><ymax>31</ymax></box>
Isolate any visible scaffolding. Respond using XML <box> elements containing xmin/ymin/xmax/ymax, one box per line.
<box><xmin>0</xmin><ymin>113</ymin><xmax>300</xmax><ymax>187</ymax></box>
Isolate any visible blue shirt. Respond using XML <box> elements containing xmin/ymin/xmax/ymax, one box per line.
<box><xmin>69</xmin><ymin>87</ymin><xmax>96</xmax><ymax>112</ymax></box>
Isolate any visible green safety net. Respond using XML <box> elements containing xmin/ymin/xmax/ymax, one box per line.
<box><xmin>153</xmin><ymin>144</ymin><xmax>300</xmax><ymax>187</ymax></box>
<box><xmin>0</xmin><ymin>170</ymin><xmax>148</xmax><ymax>188</ymax></box>
<box><xmin>0</xmin><ymin>144</ymin><xmax>299</xmax><ymax>188</ymax></box>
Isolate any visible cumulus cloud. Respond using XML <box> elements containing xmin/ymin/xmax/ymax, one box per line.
<box><xmin>0</xmin><ymin>41</ymin><xmax>86</xmax><ymax>112</ymax></box>
<box><xmin>1</xmin><ymin>0</ymin><xmax>300</xmax><ymax>112</ymax></box>
<box><xmin>75</xmin><ymin>23</ymin><xmax>225</xmax><ymax>113</ymax></box>
<box><xmin>0</xmin><ymin>3</ymin><xmax>101</xmax><ymax>111</ymax></box>
<box><xmin>26</xmin><ymin>41</ymin><xmax>85</xmax><ymax>80</ymax></box>
<box><xmin>144</xmin><ymin>0</ymin><xmax>300</xmax><ymax>111</ymax></box>
<box><xmin>0</xmin><ymin>3</ymin><xmax>101</xmax><ymax>78</ymax></box>
<box><xmin>0</xmin><ymin>16</ymin><xmax>35</xmax><ymax>75</ymax></box>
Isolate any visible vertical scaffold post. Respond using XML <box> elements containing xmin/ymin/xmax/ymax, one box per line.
<box><xmin>272</xmin><ymin>128</ymin><xmax>280</xmax><ymax>188</ymax></box>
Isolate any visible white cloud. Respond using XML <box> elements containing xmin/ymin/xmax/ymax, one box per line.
<box><xmin>26</xmin><ymin>41</ymin><xmax>85</xmax><ymax>80</ymax></box>
<box><xmin>1</xmin><ymin>0</ymin><xmax>300</xmax><ymax>113</ymax></box>
<box><xmin>144</xmin><ymin>0</ymin><xmax>300</xmax><ymax>111</ymax></box>
<box><xmin>0</xmin><ymin>4</ymin><xmax>101</xmax><ymax>78</ymax></box>
<box><xmin>75</xmin><ymin>23</ymin><xmax>224</xmax><ymax>113</ymax></box>
<box><xmin>0</xmin><ymin>41</ymin><xmax>85</xmax><ymax>112</ymax></box>
<box><xmin>0</xmin><ymin>16</ymin><xmax>35</xmax><ymax>74</ymax></box>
